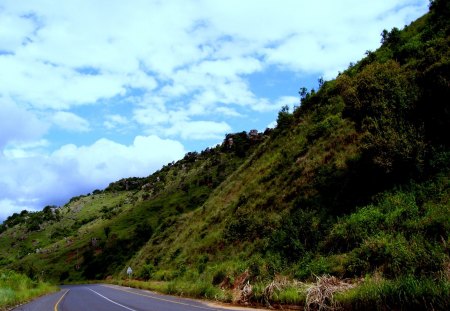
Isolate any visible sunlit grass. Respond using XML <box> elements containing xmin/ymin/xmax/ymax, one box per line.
<box><xmin>109</xmin><ymin>273</ymin><xmax>450</xmax><ymax>310</ymax></box>
<box><xmin>335</xmin><ymin>275</ymin><xmax>450</xmax><ymax>310</ymax></box>
<box><xmin>0</xmin><ymin>270</ymin><xmax>58</xmax><ymax>310</ymax></box>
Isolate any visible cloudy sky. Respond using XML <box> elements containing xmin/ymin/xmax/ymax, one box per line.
<box><xmin>0</xmin><ymin>0</ymin><xmax>429</xmax><ymax>220</ymax></box>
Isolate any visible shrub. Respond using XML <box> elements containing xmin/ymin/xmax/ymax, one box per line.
<box><xmin>295</xmin><ymin>255</ymin><xmax>334</xmax><ymax>280</ymax></box>
<box><xmin>138</xmin><ymin>264</ymin><xmax>155</xmax><ymax>280</ymax></box>
<box><xmin>345</xmin><ymin>232</ymin><xmax>444</xmax><ymax>277</ymax></box>
<box><xmin>327</xmin><ymin>206</ymin><xmax>384</xmax><ymax>252</ymax></box>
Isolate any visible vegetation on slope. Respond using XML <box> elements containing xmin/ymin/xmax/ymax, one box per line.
<box><xmin>125</xmin><ymin>2</ymin><xmax>450</xmax><ymax>308</ymax></box>
<box><xmin>0</xmin><ymin>0</ymin><xmax>449</xmax><ymax>309</ymax></box>
<box><xmin>0</xmin><ymin>133</ymin><xmax>265</xmax><ymax>283</ymax></box>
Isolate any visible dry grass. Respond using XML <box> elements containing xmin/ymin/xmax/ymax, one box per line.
<box><xmin>305</xmin><ymin>275</ymin><xmax>355</xmax><ymax>311</ymax></box>
<box><xmin>231</xmin><ymin>270</ymin><xmax>252</xmax><ymax>304</ymax></box>
<box><xmin>263</xmin><ymin>276</ymin><xmax>305</xmax><ymax>307</ymax></box>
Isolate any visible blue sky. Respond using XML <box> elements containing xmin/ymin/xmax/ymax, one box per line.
<box><xmin>0</xmin><ymin>0</ymin><xmax>429</xmax><ymax>220</ymax></box>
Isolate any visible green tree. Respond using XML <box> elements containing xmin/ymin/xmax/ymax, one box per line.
<box><xmin>276</xmin><ymin>105</ymin><xmax>293</xmax><ymax>131</ymax></box>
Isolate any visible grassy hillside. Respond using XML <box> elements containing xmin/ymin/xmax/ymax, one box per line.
<box><xmin>1</xmin><ymin>1</ymin><xmax>449</xmax><ymax>309</ymax></box>
<box><xmin>126</xmin><ymin>2</ymin><xmax>450</xmax><ymax>308</ymax></box>
<box><xmin>0</xmin><ymin>135</ymin><xmax>264</xmax><ymax>282</ymax></box>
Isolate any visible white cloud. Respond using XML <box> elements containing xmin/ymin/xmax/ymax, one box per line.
<box><xmin>3</xmin><ymin>139</ymin><xmax>49</xmax><ymax>158</ymax></box>
<box><xmin>0</xmin><ymin>56</ymin><xmax>137</xmax><ymax>109</ymax></box>
<box><xmin>51</xmin><ymin>111</ymin><xmax>90</xmax><ymax>132</ymax></box>
<box><xmin>51</xmin><ymin>135</ymin><xmax>185</xmax><ymax>183</ymax></box>
<box><xmin>166</xmin><ymin>121</ymin><xmax>232</xmax><ymax>140</ymax></box>
<box><xmin>133</xmin><ymin>103</ymin><xmax>171</xmax><ymax>127</ymax></box>
<box><xmin>0</xmin><ymin>134</ymin><xmax>186</xmax><ymax>219</ymax></box>
<box><xmin>0</xmin><ymin>11</ymin><xmax>36</xmax><ymax>52</ymax></box>
<box><xmin>252</xmin><ymin>96</ymin><xmax>299</xmax><ymax>113</ymax></box>
<box><xmin>194</xmin><ymin>57</ymin><xmax>263</xmax><ymax>79</ymax></box>
<box><xmin>104</xmin><ymin>114</ymin><xmax>129</xmax><ymax>130</ymax></box>
<box><xmin>0</xmin><ymin>0</ymin><xmax>428</xmax><ymax>112</ymax></box>
<box><xmin>267</xmin><ymin>120</ymin><xmax>277</xmax><ymax>129</ymax></box>
<box><xmin>215</xmin><ymin>107</ymin><xmax>242</xmax><ymax>117</ymax></box>
<box><xmin>0</xmin><ymin>97</ymin><xmax>48</xmax><ymax>150</ymax></box>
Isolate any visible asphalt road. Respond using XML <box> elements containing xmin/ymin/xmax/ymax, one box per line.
<box><xmin>13</xmin><ymin>284</ymin><xmax>259</xmax><ymax>311</ymax></box>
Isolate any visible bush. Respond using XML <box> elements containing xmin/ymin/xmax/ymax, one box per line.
<box><xmin>346</xmin><ymin>232</ymin><xmax>444</xmax><ymax>277</ymax></box>
<box><xmin>270</xmin><ymin>209</ymin><xmax>324</xmax><ymax>262</ymax></box>
<box><xmin>223</xmin><ymin>210</ymin><xmax>268</xmax><ymax>243</ymax></box>
<box><xmin>327</xmin><ymin>206</ymin><xmax>384</xmax><ymax>252</ymax></box>
<box><xmin>295</xmin><ymin>256</ymin><xmax>327</xmax><ymax>279</ymax></box>
<box><xmin>276</xmin><ymin>105</ymin><xmax>294</xmax><ymax>132</ymax></box>
<box><xmin>138</xmin><ymin>264</ymin><xmax>155</xmax><ymax>280</ymax></box>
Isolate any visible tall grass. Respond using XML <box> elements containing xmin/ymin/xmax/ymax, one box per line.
<box><xmin>336</xmin><ymin>275</ymin><xmax>450</xmax><ymax>310</ymax></box>
<box><xmin>111</xmin><ymin>278</ymin><xmax>230</xmax><ymax>301</ymax></box>
<box><xmin>0</xmin><ymin>270</ymin><xmax>57</xmax><ymax>310</ymax></box>
<box><xmin>111</xmin><ymin>273</ymin><xmax>449</xmax><ymax>310</ymax></box>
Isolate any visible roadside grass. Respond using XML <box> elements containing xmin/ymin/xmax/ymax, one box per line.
<box><xmin>111</xmin><ymin>279</ymin><xmax>168</xmax><ymax>293</ymax></box>
<box><xmin>271</xmin><ymin>286</ymin><xmax>306</xmax><ymax>305</ymax></box>
<box><xmin>0</xmin><ymin>270</ymin><xmax>58</xmax><ymax>310</ymax></box>
<box><xmin>335</xmin><ymin>275</ymin><xmax>450</xmax><ymax>310</ymax></box>
<box><xmin>252</xmin><ymin>280</ymin><xmax>307</xmax><ymax>306</ymax></box>
<box><xmin>110</xmin><ymin>274</ymin><xmax>449</xmax><ymax>310</ymax></box>
<box><xmin>111</xmin><ymin>278</ymin><xmax>229</xmax><ymax>301</ymax></box>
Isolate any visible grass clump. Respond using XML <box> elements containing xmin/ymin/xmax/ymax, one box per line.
<box><xmin>261</xmin><ymin>276</ymin><xmax>307</xmax><ymax>307</ymax></box>
<box><xmin>0</xmin><ymin>270</ymin><xmax>57</xmax><ymax>310</ymax></box>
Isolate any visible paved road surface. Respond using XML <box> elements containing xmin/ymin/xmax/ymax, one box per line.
<box><xmin>14</xmin><ymin>284</ymin><xmax>260</xmax><ymax>311</ymax></box>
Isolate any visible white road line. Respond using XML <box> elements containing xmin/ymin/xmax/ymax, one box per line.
<box><xmin>88</xmin><ymin>288</ymin><xmax>138</xmax><ymax>311</ymax></box>
<box><xmin>102</xmin><ymin>285</ymin><xmax>220</xmax><ymax>310</ymax></box>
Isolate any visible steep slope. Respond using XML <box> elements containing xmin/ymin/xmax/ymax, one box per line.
<box><xmin>0</xmin><ymin>138</ymin><xmax>264</xmax><ymax>281</ymax></box>
<box><xmin>125</xmin><ymin>2</ymin><xmax>449</xmax><ymax>307</ymax></box>
<box><xmin>132</xmin><ymin>0</ymin><xmax>446</xmax><ymax>264</ymax></box>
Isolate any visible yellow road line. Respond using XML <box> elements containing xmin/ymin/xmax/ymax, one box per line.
<box><xmin>101</xmin><ymin>285</ymin><xmax>219</xmax><ymax>310</ymax></box>
<box><xmin>54</xmin><ymin>289</ymin><xmax>70</xmax><ymax>311</ymax></box>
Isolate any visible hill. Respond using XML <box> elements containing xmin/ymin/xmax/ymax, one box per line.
<box><xmin>1</xmin><ymin>1</ymin><xmax>449</xmax><ymax>309</ymax></box>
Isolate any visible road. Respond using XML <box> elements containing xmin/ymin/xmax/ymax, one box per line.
<box><xmin>13</xmin><ymin>284</ymin><xmax>262</xmax><ymax>311</ymax></box>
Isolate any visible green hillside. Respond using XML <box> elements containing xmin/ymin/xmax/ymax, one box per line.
<box><xmin>1</xmin><ymin>1</ymin><xmax>449</xmax><ymax>309</ymax></box>
<box><xmin>0</xmin><ymin>138</ymin><xmax>262</xmax><ymax>280</ymax></box>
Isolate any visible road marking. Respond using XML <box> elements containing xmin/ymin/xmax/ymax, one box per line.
<box><xmin>88</xmin><ymin>288</ymin><xmax>138</xmax><ymax>311</ymax></box>
<box><xmin>102</xmin><ymin>285</ymin><xmax>221</xmax><ymax>310</ymax></box>
<box><xmin>54</xmin><ymin>289</ymin><xmax>70</xmax><ymax>311</ymax></box>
